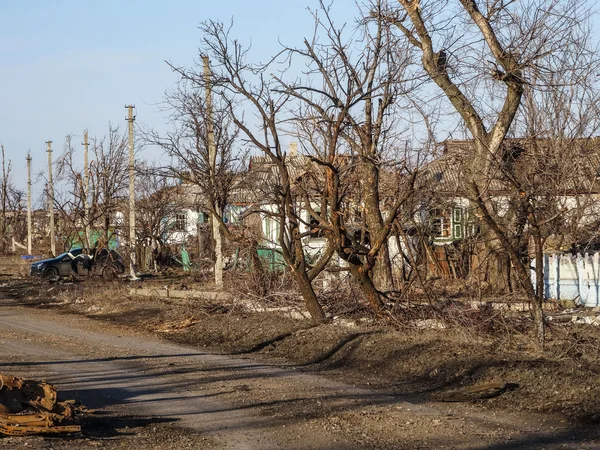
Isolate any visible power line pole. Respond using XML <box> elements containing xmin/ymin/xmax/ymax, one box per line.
<box><xmin>82</xmin><ymin>130</ymin><xmax>91</xmax><ymax>249</ymax></box>
<box><xmin>1</xmin><ymin>145</ymin><xmax>6</xmax><ymax>254</ymax></box>
<box><xmin>26</xmin><ymin>152</ymin><xmax>32</xmax><ymax>255</ymax></box>
<box><xmin>46</xmin><ymin>141</ymin><xmax>55</xmax><ymax>257</ymax></box>
<box><xmin>125</xmin><ymin>105</ymin><xmax>138</xmax><ymax>280</ymax></box>
<box><xmin>203</xmin><ymin>56</ymin><xmax>223</xmax><ymax>288</ymax></box>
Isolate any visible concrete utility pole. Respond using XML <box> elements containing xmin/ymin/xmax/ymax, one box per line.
<box><xmin>46</xmin><ymin>141</ymin><xmax>55</xmax><ymax>257</ymax></box>
<box><xmin>203</xmin><ymin>56</ymin><xmax>223</xmax><ymax>287</ymax></box>
<box><xmin>1</xmin><ymin>145</ymin><xmax>6</xmax><ymax>253</ymax></box>
<box><xmin>26</xmin><ymin>152</ymin><xmax>32</xmax><ymax>255</ymax></box>
<box><xmin>125</xmin><ymin>105</ymin><xmax>139</xmax><ymax>280</ymax></box>
<box><xmin>82</xmin><ymin>130</ymin><xmax>91</xmax><ymax>249</ymax></box>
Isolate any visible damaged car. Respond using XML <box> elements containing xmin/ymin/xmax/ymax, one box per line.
<box><xmin>30</xmin><ymin>248</ymin><xmax>125</xmax><ymax>279</ymax></box>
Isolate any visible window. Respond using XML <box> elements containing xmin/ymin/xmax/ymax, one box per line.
<box><xmin>465</xmin><ymin>208</ymin><xmax>480</xmax><ymax>238</ymax></box>
<box><xmin>452</xmin><ymin>208</ymin><xmax>463</xmax><ymax>239</ymax></box>
<box><xmin>225</xmin><ymin>205</ymin><xmax>244</xmax><ymax>225</ymax></box>
<box><xmin>431</xmin><ymin>207</ymin><xmax>475</xmax><ymax>240</ymax></box>
<box><xmin>265</xmin><ymin>215</ymin><xmax>280</xmax><ymax>243</ymax></box>
<box><xmin>430</xmin><ymin>208</ymin><xmax>451</xmax><ymax>238</ymax></box>
<box><xmin>174</xmin><ymin>213</ymin><xmax>187</xmax><ymax>232</ymax></box>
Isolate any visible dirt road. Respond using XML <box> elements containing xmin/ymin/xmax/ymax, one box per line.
<box><xmin>0</xmin><ymin>303</ymin><xmax>597</xmax><ymax>449</ymax></box>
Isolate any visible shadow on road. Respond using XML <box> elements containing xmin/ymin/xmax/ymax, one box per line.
<box><xmin>79</xmin><ymin>414</ymin><xmax>178</xmax><ymax>439</ymax></box>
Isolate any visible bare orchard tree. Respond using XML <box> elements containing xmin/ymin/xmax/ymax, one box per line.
<box><xmin>392</xmin><ymin>0</ymin><xmax>598</xmax><ymax>344</ymax></box>
<box><xmin>54</xmin><ymin>126</ymin><xmax>129</xmax><ymax>252</ymax></box>
<box><xmin>166</xmin><ymin>20</ymin><xmax>337</xmax><ymax>324</ymax></box>
<box><xmin>134</xmin><ymin>164</ymin><xmax>181</xmax><ymax>271</ymax></box>
<box><xmin>276</xmin><ymin>0</ymin><xmax>418</xmax><ymax>312</ymax></box>
<box><xmin>143</xmin><ymin>78</ymin><xmax>251</xmax><ymax>276</ymax></box>
<box><xmin>510</xmin><ymin>46</ymin><xmax>600</xmax><ymax>254</ymax></box>
<box><xmin>54</xmin><ymin>134</ymin><xmax>90</xmax><ymax>251</ymax></box>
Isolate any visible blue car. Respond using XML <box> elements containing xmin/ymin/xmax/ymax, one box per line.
<box><xmin>30</xmin><ymin>248</ymin><xmax>125</xmax><ymax>279</ymax></box>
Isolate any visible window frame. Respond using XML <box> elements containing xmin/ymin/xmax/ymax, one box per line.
<box><xmin>174</xmin><ymin>212</ymin><xmax>187</xmax><ymax>232</ymax></box>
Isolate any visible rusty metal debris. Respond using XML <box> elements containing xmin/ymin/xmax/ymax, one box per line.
<box><xmin>0</xmin><ymin>372</ymin><xmax>81</xmax><ymax>435</ymax></box>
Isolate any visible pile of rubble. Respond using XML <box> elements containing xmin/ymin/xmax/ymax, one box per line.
<box><xmin>0</xmin><ymin>372</ymin><xmax>81</xmax><ymax>435</ymax></box>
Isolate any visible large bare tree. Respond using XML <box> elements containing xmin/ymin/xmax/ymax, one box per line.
<box><xmin>54</xmin><ymin>126</ymin><xmax>129</xmax><ymax>252</ymax></box>
<box><xmin>276</xmin><ymin>0</ymin><xmax>419</xmax><ymax>312</ymax></box>
<box><xmin>391</xmin><ymin>0</ymin><xmax>598</xmax><ymax>344</ymax></box>
<box><xmin>165</xmin><ymin>20</ymin><xmax>340</xmax><ymax>323</ymax></box>
<box><xmin>143</xmin><ymin>76</ymin><xmax>253</xmax><ymax>281</ymax></box>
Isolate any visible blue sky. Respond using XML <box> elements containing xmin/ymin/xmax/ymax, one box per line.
<box><xmin>0</xmin><ymin>0</ymin><xmax>349</xmax><ymax>195</ymax></box>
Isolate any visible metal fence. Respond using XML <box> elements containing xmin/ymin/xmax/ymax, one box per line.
<box><xmin>532</xmin><ymin>253</ymin><xmax>600</xmax><ymax>307</ymax></box>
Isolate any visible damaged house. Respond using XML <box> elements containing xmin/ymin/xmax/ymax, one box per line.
<box><xmin>242</xmin><ymin>144</ymin><xmax>416</xmax><ymax>281</ymax></box>
<box><xmin>414</xmin><ymin>137</ymin><xmax>600</xmax><ymax>297</ymax></box>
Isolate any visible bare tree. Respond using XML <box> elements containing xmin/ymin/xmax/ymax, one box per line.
<box><xmin>54</xmin><ymin>126</ymin><xmax>129</xmax><ymax>252</ymax></box>
<box><xmin>143</xmin><ymin>77</ymin><xmax>253</xmax><ymax>277</ymax></box>
<box><xmin>134</xmin><ymin>164</ymin><xmax>182</xmax><ymax>270</ymax></box>
<box><xmin>391</xmin><ymin>0</ymin><xmax>598</xmax><ymax>344</ymax></box>
<box><xmin>165</xmin><ymin>20</ymin><xmax>342</xmax><ymax>323</ymax></box>
<box><xmin>0</xmin><ymin>146</ymin><xmax>27</xmax><ymax>253</ymax></box>
<box><xmin>275</xmin><ymin>0</ymin><xmax>419</xmax><ymax>312</ymax></box>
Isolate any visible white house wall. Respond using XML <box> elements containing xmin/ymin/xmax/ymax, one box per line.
<box><xmin>166</xmin><ymin>209</ymin><xmax>201</xmax><ymax>245</ymax></box>
<box><xmin>558</xmin><ymin>194</ymin><xmax>600</xmax><ymax>228</ymax></box>
<box><xmin>261</xmin><ymin>205</ymin><xmax>280</xmax><ymax>249</ymax></box>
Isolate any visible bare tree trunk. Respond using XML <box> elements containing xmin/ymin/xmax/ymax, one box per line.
<box><xmin>248</xmin><ymin>238</ymin><xmax>268</xmax><ymax>296</ymax></box>
<box><xmin>291</xmin><ymin>264</ymin><xmax>326</xmax><ymax>324</ymax></box>
<box><xmin>363</xmin><ymin>162</ymin><xmax>394</xmax><ymax>292</ymax></box>
<box><xmin>532</xmin><ymin>230</ymin><xmax>545</xmax><ymax>346</ymax></box>
<box><xmin>211</xmin><ymin>212</ymin><xmax>223</xmax><ymax>286</ymax></box>
<box><xmin>349</xmin><ymin>263</ymin><xmax>384</xmax><ymax>313</ymax></box>
<box><xmin>374</xmin><ymin>245</ymin><xmax>393</xmax><ymax>292</ymax></box>
<box><xmin>103</xmin><ymin>214</ymin><xmax>110</xmax><ymax>247</ymax></box>
<box><xmin>197</xmin><ymin>216</ymin><xmax>205</xmax><ymax>259</ymax></box>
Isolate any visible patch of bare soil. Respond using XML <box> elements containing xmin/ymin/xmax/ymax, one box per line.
<box><xmin>3</xmin><ymin>275</ymin><xmax>600</xmax><ymax>441</ymax></box>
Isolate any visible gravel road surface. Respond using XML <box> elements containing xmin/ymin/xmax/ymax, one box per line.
<box><xmin>0</xmin><ymin>304</ymin><xmax>597</xmax><ymax>449</ymax></box>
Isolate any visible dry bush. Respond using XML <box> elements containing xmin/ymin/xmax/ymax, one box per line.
<box><xmin>544</xmin><ymin>321</ymin><xmax>600</xmax><ymax>362</ymax></box>
<box><xmin>227</xmin><ymin>267</ymin><xmax>304</xmax><ymax>311</ymax></box>
<box><xmin>227</xmin><ymin>266</ymin><xmax>377</xmax><ymax>321</ymax></box>
<box><xmin>384</xmin><ymin>297</ymin><xmax>533</xmax><ymax>347</ymax></box>
<box><xmin>317</xmin><ymin>272</ymin><xmax>374</xmax><ymax>319</ymax></box>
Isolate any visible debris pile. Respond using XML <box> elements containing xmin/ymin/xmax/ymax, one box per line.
<box><xmin>0</xmin><ymin>372</ymin><xmax>81</xmax><ymax>435</ymax></box>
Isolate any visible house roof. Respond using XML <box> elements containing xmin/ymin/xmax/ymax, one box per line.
<box><xmin>248</xmin><ymin>154</ymin><xmax>314</xmax><ymax>184</ymax></box>
<box><xmin>417</xmin><ymin>138</ymin><xmax>600</xmax><ymax>197</ymax></box>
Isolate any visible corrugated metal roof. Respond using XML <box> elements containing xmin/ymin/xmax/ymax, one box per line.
<box><xmin>249</xmin><ymin>154</ymin><xmax>313</xmax><ymax>184</ymax></box>
<box><xmin>417</xmin><ymin>138</ymin><xmax>600</xmax><ymax>196</ymax></box>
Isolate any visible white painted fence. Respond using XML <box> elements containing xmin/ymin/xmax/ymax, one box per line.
<box><xmin>532</xmin><ymin>253</ymin><xmax>600</xmax><ymax>307</ymax></box>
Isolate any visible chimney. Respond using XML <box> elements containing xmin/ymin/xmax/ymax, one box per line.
<box><xmin>289</xmin><ymin>142</ymin><xmax>298</xmax><ymax>157</ymax></box>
